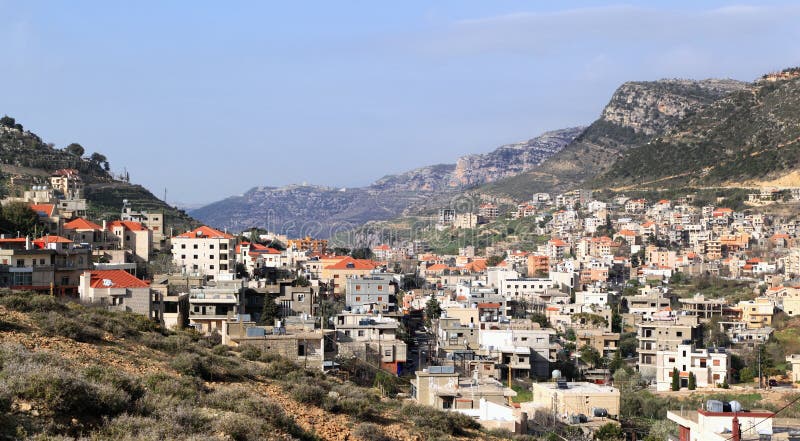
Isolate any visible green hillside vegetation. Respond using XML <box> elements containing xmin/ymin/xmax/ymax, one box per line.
<box><xmin>0</xmin><ymin>115</ymin><xmax>196</xmax><ymax>232</ymax></box>
<box><xmin>596</xmin><ymin>73</ymin><xmax>800</xmax><ymax>188</ymax></box>
<box><xmin>479</xmin><ymin>79</ymin><xmax>745</xmax><ymax>200</ymax></box>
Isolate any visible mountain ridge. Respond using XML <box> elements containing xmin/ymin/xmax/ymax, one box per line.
<box><xmin>189</xmin><ymin>127</ymin><xmax>583</xmax><ymax>236</ymax></box>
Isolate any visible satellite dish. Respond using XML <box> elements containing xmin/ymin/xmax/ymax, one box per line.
<box><xmin>102</xmin><ymin>279</ymin><xmax>113</xmax><ymax>287</ymax></box>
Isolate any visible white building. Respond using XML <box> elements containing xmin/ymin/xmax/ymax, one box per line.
<box><xmin>499</xmin><ymin>278</ymin><xmax>555</xmax><ymax>301</ymax></box>
<box><xmin>655</xmin><ymin>343</ymin><xmax>728</xmax><ymax>391</ymax></box>
<box><xmin>171</xmin><ymin>226</ymin><xmax>237</xmax><ymax>280</ymax></box>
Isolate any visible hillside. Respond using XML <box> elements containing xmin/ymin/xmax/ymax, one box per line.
<box><xmin>0</xmin><ymin>117</ymin><xmax>196</xmax><ymax>231</ymax></box>
<box><xmin>190</xmin><ymin>128</ymin><xmax>582</xmax><ymax>236</ymax></box>
<box><xmin>478</xmin><ymin>79</ymin><xmax>748</xmax><ymax>200</ymax></box>
<box><xmin>596</xmin><ymin>69</ymin><xmax>800</xmax><ymax>189</ymax></box>
<box><xmin>0</xmin><ymin>291</ymin><xmax>496</xmax><ymax>441</ymax></box>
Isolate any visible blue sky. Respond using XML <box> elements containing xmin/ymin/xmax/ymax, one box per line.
<box><xmin>2</xmin><ymin>1</ymin><xmax>799</xmax><ymax>205</ymax></box>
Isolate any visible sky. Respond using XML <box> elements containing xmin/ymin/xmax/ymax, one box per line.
<box><xmin>1</xmin><ymin>1</ymin><xmax>800</xmax><ymax>205</ymax></box>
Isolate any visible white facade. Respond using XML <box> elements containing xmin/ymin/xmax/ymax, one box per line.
<box><xmin>655</xmin><ymin>343</ymin><xmax>728</xmax><ymax>391</ymax></box>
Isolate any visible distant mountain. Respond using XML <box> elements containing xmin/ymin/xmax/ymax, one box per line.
<box><xmin>0</xmin><ymin>118</ymin><xmax>195</xmax><ymax>231</ymax></box>
<box><xmin>479</xmin><ymin>78</ymin><xmax>748</xmax><ymax>200</ymax></box>
<box><xmin>190</xmin><ymin>127</ymin><xmax>583</xmax><ymax>236</ymax></box>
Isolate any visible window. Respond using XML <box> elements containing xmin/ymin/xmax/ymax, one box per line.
<box><xmin>209</xmin><ymin>265</ymin><xmax>215</xmax><ymax>270</ymax></box>
<box><xmin>181</xmin><ymin>244</ymin><xmax>186</xmax><ymax>249</ymax></box>
<box><xmin>668</xmin><ymin>357</ymin><xmax>675</xmax><ymax>363</ymax></box>
<box><xmin>193</xmin><ymin>255</ymin><xmax>198</xmax><ymax>260</ymax></box>
<box><xmin>209</xmin><ymin>244</ymin><xmax>214</xmax><ymax>249</ymax></box>
<box><xmin>209</xmin><ymin>255</ymin><xmax>214</xmax><ymax>260</ymax></box>
<box><xmin>39</xmin><ymin>259</ymin><xmax>45</xmax><ymax>265</ymax></box>
<box><xmin>713</xmin><ymin>359</ymin><xmax>720</xmax><ymax>366</ymax></box>
<box><xmin>220</xmin><ymin>244</ymin><xmax>228</xmax><ymax>250</ymax></box>
<box><xmin>378</xmin><ymin>285</ymin><xmax>383</xmax><ymax>291</ymax></box>
<box><xmin>676</xmin><ymin>331</ymin><xmax>683</xmax><ymax>337</ymax></box>
<box><xmin>378</xmin><ymin>297</ymin><xmax>383</xmax><ymax>302</ymax></box>
<box><xmin>220</xmin><ymin>264</ymin><xmax>228</xmax><ymax>270</ymax></box>
<box><xmin>700</xmin><ymin>359</ymin><xmax>707</xmax><ymax>368</ymax></box>
<box><xmin>357</xmin><ymin>330</ymin><xmax>365</xmax><ymax>337</ymax></box>
<box><xmin>355</xmin><ymin>285</ymin><xmax>361</xmax><ymax>290</ymax></box>
<box><xmin>384</xmin><ymin>350</ymin><xmax>392</xmax><ymax>357</ymax></box>
<box><xmin>355</xmin><ymin>296</ymin><xmax>361</xmax><ymax>302</ymax></box>
<box><xmin>181</xmin><ymin>255</ymin><xmax>186</xmax><ymax>259</ymax></box>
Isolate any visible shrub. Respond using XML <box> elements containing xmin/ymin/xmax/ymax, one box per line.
<box><xmin>144</xmin><ymin>373</ymin><xmax>202</xmax><ymax>401</ymax></box>
<box><xmin>401</xmin><ymin>403</ymin><xmax>480</xmax><ymax>436</ymax></box>
<box><xmin>0</xmin><ymin>292</ymin><xmax>66</xmax><ymax>313</ymax></box>
<box><xmin>240</xmin><ymin>345</ymin><xmax>262</xmax><ymax>361</ymax></box>
<box><xmin>353</xmin><ymin>423</ymin><xmax>394</xmax><ymax>441</ymax></box>
<box><xmin>170</xmin><ymin>353</ymin><xmax>212</xmax><ymax>380</ymax></box>
<box><xmin>290</xmin><ymin>383</ymin><xmax>326</xmax><ymax>406</ymax></box>
<box><xmin>156</xmin><ymin>405</ymin><xmax>210</xmax><ymax>435</ymax></box>
<box><xmin>37</xmin><ymin>311</ymin><xmax>104</xmax><ymax>342</ymax></box>
<box><xmin>84</xmin><ymin>366</ymin><xmax>145</xmax><ymax>402</ymax></box>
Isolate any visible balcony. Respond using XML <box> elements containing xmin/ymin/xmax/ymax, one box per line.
<box><xmin>189</xmin><ymin>293</ymin><xmax>238</xmax><ymax>304</ymax></box>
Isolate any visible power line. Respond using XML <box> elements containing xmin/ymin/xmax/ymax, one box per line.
<box><xmin>722</xmin><ymin>393</ymin><xmax>800</xmax><ymax>441</ymax></box>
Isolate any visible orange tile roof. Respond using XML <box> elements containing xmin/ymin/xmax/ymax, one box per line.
<box><xmin>618</xmin><ymin>229</ymin><xmax>637</xmax><ymax>236</ymax></box>
<box><xmin>477</xmin><ymin>302</ymin><xmax>501</xmax><ymax>309</ymax></box>
<box><xmin>464</xmin><ymin>259</ymin><xmax>488</xmax><ymax>273</ymax></box>
<box><xmin>30</xmin><ymin>204</ymin><xmax>55</xmax><ymax>217</ymax></box>
<box><xmin>34</xmin><ymin>235</ymin><xmax>72</xmax><ymax>244</ymax></box>
<box><xmin>175</xmin><ymin>226</ymin><xmax>234</xmax><ymax>239</ymax></box>
<box><xmin>64</xmin><ymin>218</ymin><xmax>103</xmax><ymax>230</ymax></box>
<box><xmin>108</xmin><ymin>220</ymin><xmax>147</xmax><ymax>231</ymax></box>
<box><xmin>549</xmin><ymin>239</ymin><xmax>568</xmax><ymax>247</ymax></box>
<box><xmin>373</xmin><ymin>244</ymin><xmax>391</xmax><ymax>251</ymax></box>
<box><xmin>426</xmin><ymin>263</ymin><xmax>448</xmax><ymax>272</ymax></box>
<box><xmin>87</xmin><ymin>270</ymin><xmax>149</xmax><ymax>289</ymax></box>
<box><xmin>324</xmin><ymin>256</ymin><xmax>380</xmax><ymax>270</ymax></box>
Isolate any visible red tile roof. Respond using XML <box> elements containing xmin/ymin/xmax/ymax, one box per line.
<box><xmin>30</xmin><ymin>204</ymin><xmax>55</xmax><ymax>217</ymax></box>
<box><xmin>324</xmin><ymin>256</ymin><xmax>380</xmax><ymax>270</ymax></box>
<box><xmin>426</xmin><ymin>263</ymin><xmax>448</xmax><ymax>272</ymax></box>
<box><xmin>34</xmin><ymin>235</ymin><xmax>72</xmax><ymax>244</ymax></box>
<box><xmin>64</xmin><ymin>218</ymin><xmax>103</xmax><ymax>230</ymax></box>
<box><xmin>175</xmin><ymin>226</ymin><xmax>234</xmax><ymax>239</ymax></box>
<box><xmin>108</xmin><ymin>220</ymin><xmax>147</xmax><ymax>231</ymax></box>
<box><xmin>87</xmin><ymin>270</ymin><xmax>149</xmax><ymax>289</ymax></box>
<box><xmin>477</xmin><ymin>303</ymin><xmax>501</xmax><ymax>309</ymax></box>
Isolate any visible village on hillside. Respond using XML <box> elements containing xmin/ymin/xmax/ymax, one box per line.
<box><xmin>4</xmin><ymin>169</ymin><xmax>800</xmax><ymax>440</ymax></box>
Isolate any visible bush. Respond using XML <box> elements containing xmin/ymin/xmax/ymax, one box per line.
<box><xmin>240</xmin><ymin>345</ymin><xmax>262</xmax><ymax>361</ymax></box>
<box><xmin>401</xmin><ymin>403</ymin><xmax>480</xmax><ymax>436</ymax></box>
<box><xmin>0</xmin><ymin>292</ymin><xmax>66</xmax><ymax>313</ymax></box>
<box><xmin>170</xmin><ymin>353</ymin><xmax>212</xmax><ymax>380</ymax></box>
<box><xmin>37</xmin><ymin>311</ymin><xmax>104</xmax><ymax>342</ymax></box>
<box><xmin>291</xmin><ymin>383</ymin><xmax>326</xmax><ymax>406</ymax></box>
<box><xmin>144</xmin><ymin>373</ymin><xmax>202</xmax><ymax>401</ymax></box>
<box><xmin>353</xmin><ymin>422</ymin><xmax>394</xmax><ymax>441</ymax></box>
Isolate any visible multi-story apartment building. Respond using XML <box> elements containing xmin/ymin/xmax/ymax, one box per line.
<box><xmin>171</xmin><ymin>226</ymin><xmax>236</xmax><ymax>280</ymax></box>
<box><xmin>0</xmin><ymin>235</ymin><xmax>91</xmax><ymax>296</ymax></box>
<box><xmin>655</xmin><ymin>343</ymin><xmax>728</xmax><ymax>391</ymax></box>
<box><xmin>121</xmin><ymin>206</ymin><xmax>165</xmax><ymax>248</ymax></box>
<box><xmin>335</xmin><ymin>313</ymin><xmax>407</xmax><ymax>374</ymax></box>
<box><xmin>188</xmin><ymin>275</ymin><xmax>244</xmax><ymax>333</ymax></box>
<box><xmin>678</xmin><ymin>294</ymin><xmax>728</xmax><ymax>320</ymax></box>
<box><xmin>575</xmin><ymin>329</ymin><xmax>620</xmax><ymax>359</ymax></box>
<box><xmin>736</xmin><ymin>297</ymin><xmax>774</xmax><ymax>329</ymax></box>
<box><xmin>345</xmin><ymin>275</ymin><xmax>396</xmax><ymax>313</ymax></box>
<box><xmin>637</xmin><ymin>315</ymin><xmax>701</xmax><ymax>378</ymax></box>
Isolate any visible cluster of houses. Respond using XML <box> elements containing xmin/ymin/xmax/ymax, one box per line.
<box><xmin>5</xmin><ymin>170</ymin><xmax>800</xmax><ymax>438</ymax></box>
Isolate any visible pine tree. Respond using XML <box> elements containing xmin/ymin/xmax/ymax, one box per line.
<box><xmin>688</xmin><ymin>372</ymin><xmax>696</xmax><ymax>390</ymax></box>
<box><xmin>261</xmin><ymin>293</ymin><xmax>279</xmax><ymax>326</ymax></box>
<box><xmin>671</xmin><ymin>367</ymin><xmax>681</xmax><ymax>391</ymax></box>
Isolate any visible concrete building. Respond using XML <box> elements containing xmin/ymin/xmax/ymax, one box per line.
<box><xmin>655</xmin><ymin>343</ymin><xmax>728</xmax><ymax>391</ymax></box>
<box><xmin>637</xmin><ymin>315</ymin><xmax>701</xmax><ymax>377</ymax></box>
<box><xmin>530</xmin><ymin>381</ymin><xmax>620</xmax><ymax>419</ymax></box>
<box><xmin>736</xmin><ymin>298</ymin><xmax>774</xmax><ymax>329</ymax></box>
<box><xmin>345</xmin><ymin>276</ymin><xmax>396</xmax><ymax>313</ymax></box>
<box><xmin>575</xmin><ymin>329</ymin><xmax>620</xmax><ymax>359</ymax></box>
<box><xmin>679</xmin><ymin>294</ymin><xmax>728</xmax><ymax>320</ymax></box>
<box><xmin>0</xmin><ymin>235</ymin><xmax>92</xmax><ymax>296</ymax></box>
<box><xmin>479</xmin><ymin>323</ymin><xmax>555</xmax><ymax>378</ymax></box>
<box><xmin>188</xmin><ymin>275</ymin><xmax>244</xmax><ymax>333</ymax></box>
<box><xmin>335</xmin><ymin>313</ymin><xmax>407</xmax><ymax>374</ymax></box>
<box><xmin>321</xmin><ymin>257</ymin><xmax>382</xmax><ymax>296</ymax></box>
<box><xmin>668</xmin><ymin>406</ymin><xmax>774</xmax><ymax>441</ymax></box>
<box><xmin>411</xmin><ymin>366</ymin><xmax>521</xmax><ymax>433</ymax></box>
<box><xmin>78</xmin><ymin>269</ymin><xmax>153</xmax><ymax>318</ymax></box>
<box><xmin>499</xmin><ymin>278</ymin><xmax>555</xmax><ymax>301</ymax></box>
<box><xmin>172</xmin><ymin>226</ymin><xmax>236</xmax><ymax>280</ymax></box>
<box><xmin>121</xmin><ymin>206</ymin><xmax>165</xmax><ymax>248</ymax></box>
<box><xmin>786</xmin><ymin>354</ymin><xmax>800</xmax><ymax>383</ymax></box>
<box><xmin>223</xmin><ymin>318</ymin><xmax>333</xmax><ymax>371</ymax></box>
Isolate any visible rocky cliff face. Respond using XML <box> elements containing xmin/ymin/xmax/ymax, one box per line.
<box><xmin>451</xmin><ymin>128</ymin><xmax>583</xmax><ymax>186</ymax></box>
<box><xmin>601</xmin><ymin>79</ymin><xmax>747</xmax><ymax>135</ymax></box>
<box><xmin>479</xmin><ymin>78</ymin><xmax>748</xmax><ymax>199</ymax></box>
<box><xmin>191</xmin><ymin>129</ymin><xmax>581</xmax><ymax>235</ymax></box>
